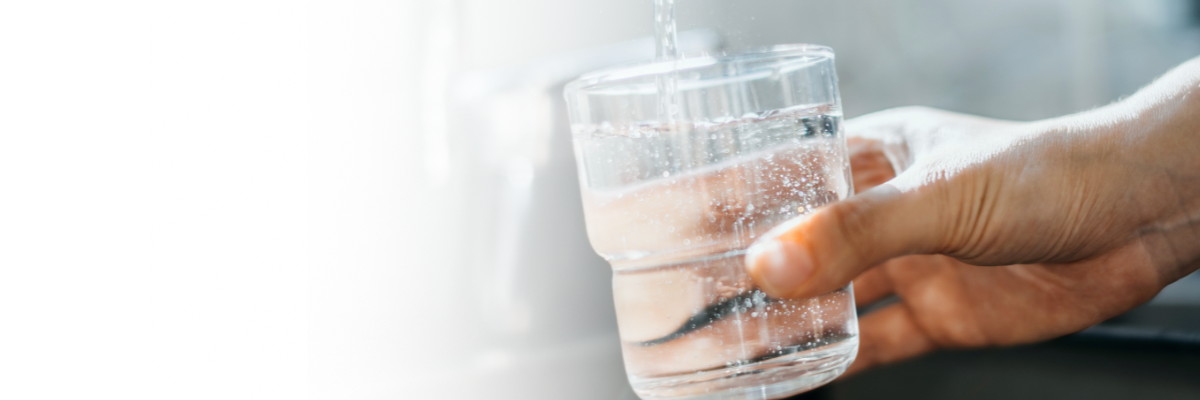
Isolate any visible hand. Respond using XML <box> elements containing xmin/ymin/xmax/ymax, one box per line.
<box><xmin>744</xmin><ymin>58</ymin><xmax>1200</xmax><ymax>373</ymax></box>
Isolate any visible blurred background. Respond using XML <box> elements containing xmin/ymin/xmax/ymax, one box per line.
<box><xmin>2</xmin><ymin>0</ymin><xmax>1199</xmax><ymax>399</ymax></box>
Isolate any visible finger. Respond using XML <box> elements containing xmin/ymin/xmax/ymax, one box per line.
<box><xmin>843</xmin><ymin>107</ymin><xmax>930</xmax><ymax>174</ymax></box>
<box><xmin>744</xmin><ymin>183</ymin><xmax>945</xmax><ymax>299</ymax></box>
<box><xmin>851</xmin><ymin>267</ymin><xmax>893</xmax><ymax>307</ymax></box>
<box><xmin>847</xmin><ymin>137</ymin><xmax>898</xmax><ymax>194</ymax></box>
<box><xmin>843</xmin><ymin>303</ymin><xmax>936</xmax><ymax>376</ymax></box>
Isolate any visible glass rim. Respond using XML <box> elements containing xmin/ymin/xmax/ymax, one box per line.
<box><xmin>564</xmin><ymin>43</ymin><xmax>834</xmax><ymax>95</ymax></box>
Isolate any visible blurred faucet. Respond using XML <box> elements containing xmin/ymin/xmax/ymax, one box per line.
<box><xmin>409</xmin><ymin>28</ymin><xmax>721</xmax><ymax>399</ymax></box>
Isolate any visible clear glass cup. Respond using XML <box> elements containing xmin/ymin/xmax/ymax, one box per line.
<box><xmin>563</xmin><ymin>45</ymin><xmax>858</xmax><ymax>400</ymax></box>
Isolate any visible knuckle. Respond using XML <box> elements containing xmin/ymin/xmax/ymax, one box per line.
<box><xmin>822</xmin><ymin>197</ymin><xmax>878</xmax><ymax>265</ymax></box>
<box><xmin>929</xmin><ymin>178</ymin><xmax>973</xmax><ymax>256</ymax></box>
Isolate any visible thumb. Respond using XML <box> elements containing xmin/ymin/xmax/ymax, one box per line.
<box><xmin>744</xmin><ymin>184</ymin><xmax>944</xmax><ymax>299</ymax></box>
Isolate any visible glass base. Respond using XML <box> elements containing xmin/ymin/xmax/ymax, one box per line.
<box><xmin>629</xmin><ymin>337</ymin><xmax>857</xmax><ymax>400</ymax></box>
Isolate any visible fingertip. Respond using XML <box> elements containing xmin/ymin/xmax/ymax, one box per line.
<box><xmin>745</xmin><ymin>239</ymin><xmax>814</xmax><ymax>298</ymax></box>
<box><xmin>841</xmin><ymin>357</ymin><xmax>870</xmax><ymax>378</ymax></box>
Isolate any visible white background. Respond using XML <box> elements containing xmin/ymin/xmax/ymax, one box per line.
<box><xmin>0</xmin><ymin>1</ymin><xmax>646</xmax><ymax>398</ymax></box>
<box><xmin>0</xmin><ymin>1</ymin><xmax>383</xmax><ymax>398</ymax></box>
<box><xmin>1</xmin><ymin>1</ymin><xmax>313</xmax><ymax>398</ymax></box>
<box><xmin>0</xmin><ymin>1</ymin><xmax>648</xmax><ymax>398</ymax></box>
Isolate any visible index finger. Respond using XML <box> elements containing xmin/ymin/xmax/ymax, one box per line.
<box><xmin>844</xmin><ymin>303</ymin><xmax>937</xmax><ymax>376</ymax></box>
<box><xmin>847</xmin><ymin>137</ymin><xmax>897</xmax><ymax>194</ymax></box>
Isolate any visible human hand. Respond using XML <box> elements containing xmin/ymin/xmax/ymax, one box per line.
<box><xmin>744</xmin><ymin>59</ymin><xmax>1200</xmax><ymax>373</ymax></box>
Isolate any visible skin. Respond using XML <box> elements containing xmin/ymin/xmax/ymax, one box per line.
<box><xmin>744</xmin><ymin>56</ymin><xmax>1200</xmax><ymax>374</ymax></box>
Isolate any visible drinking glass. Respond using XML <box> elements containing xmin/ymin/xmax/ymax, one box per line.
<box><xmin>564</xmin><ymin>45</ymin><xmax>857</xmax><ymax>400</ymax></box>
